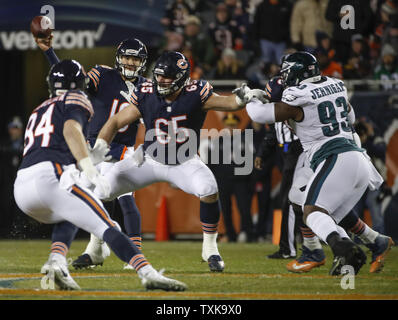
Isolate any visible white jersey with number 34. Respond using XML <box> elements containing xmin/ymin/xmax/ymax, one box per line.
<box><xmin>281</xmin><ymin>76</ymin><xmax>353</xmax><ymax>162</ymax></box>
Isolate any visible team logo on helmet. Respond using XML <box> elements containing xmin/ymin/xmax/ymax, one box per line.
<box><xmin>177</xmin><ymin>59</ymin><xmax>188</xmax><ymax>70</ymax></box>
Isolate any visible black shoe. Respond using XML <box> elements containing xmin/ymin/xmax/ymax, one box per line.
<box><xmin>207</xmin><ymin>255</ymin><xmax>225</xmax><ymax>272</ymax></box>
<box><xmin>329</xmin><ymin>239</ymin><xmax>367</xmax><ymax>276</ymax></box>
<box><xmin>267</xmin><ymin>251</ymin><xmax>296</xmax><ymax>259</ymax></box>
<box><xmin>72</xmin><ymin>254</ymin><xmax>102</xmax><ymax>270</ymax></box>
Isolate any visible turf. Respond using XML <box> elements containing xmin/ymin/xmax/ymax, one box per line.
<box><xmin>0</xmin><ymin>239</ymin><xmax>397</xmax><ymax>300</ymax></box>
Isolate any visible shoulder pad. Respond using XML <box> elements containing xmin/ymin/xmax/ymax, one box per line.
<box><xmin>65</xmin><ymin>90</ymin><xmax>94</xmax><ymax>119</ymax></box>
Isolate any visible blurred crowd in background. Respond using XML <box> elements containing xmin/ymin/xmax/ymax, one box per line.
<box><xmin>156</xmin><ymin>0</ymin><xmax>398</xmax><ymax>89</ymax></box>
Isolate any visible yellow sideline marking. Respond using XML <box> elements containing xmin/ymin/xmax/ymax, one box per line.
<box><xmin>0</xmin><ymin>288</ymin><xmax>397</xmax><ymax>300</ymax></box>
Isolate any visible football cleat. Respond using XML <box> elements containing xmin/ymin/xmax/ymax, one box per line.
<box><xmin>123</xmin><ymin>263</ymin><xmax>134</xmax><ymax>270</ymax></box>
<box><xmin>140</xmin><ymin>268</ymin><xmax>187</xmax><ymax>292</ymax></box>
<box><xmin>207</xmin><ymin>255</ymin><xmax>225</xmax><ymax>272</ymax></box>
<box><xmin>329</xmin><ymin>239</ymin><xmax>367</xmax><ymax>276</ymax></box>
<box><xmin>267</xmin><ymin>250</ymin><xmax>296</xmax><ymax>259</ymax></box>
<box><xmin>72</xmin><ymin>253</ymin><xmax>102</xmax><ymax>269</ymax></box>
<box><xmin>286</xmin><ymin>246</ymin><xmax>326</xmax><ymax>273</ymax></box>
<box><xmin>41</xmin><ymin>260</ymin><xmax>80</xmax><ymax>290</ymax></box>
<box><xmin>72</xmin><ymin>240</ymin><xmax>111</xmax><ymax>269</ymax></box>
<box><xmin>366</xmin><ymin>235</ymin><xmax>394</xmax><ymax>273</ymax></box>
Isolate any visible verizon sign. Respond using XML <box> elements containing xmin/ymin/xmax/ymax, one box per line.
<box><xmin>0</xmin><ymin>23</ymin><xmax>106</xmax><ymax>50</ymax></box>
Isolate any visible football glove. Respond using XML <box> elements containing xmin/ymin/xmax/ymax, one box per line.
<box><xmin>78</xmin><ymin>157</ymin><xmax>111</xmax><ymax>199</ymax></box>
<box><xmin>233</xmin><ymin>83</ymin><xmax>269</xmax><ymax>107</ymax></box>
<box><xmin>89</xmin><ymin>138</ymin><xmax>112</xmax><ymax>165</ymax></box>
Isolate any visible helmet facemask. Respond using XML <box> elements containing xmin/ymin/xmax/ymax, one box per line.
<box><xmin>153</xmin><ymin>69</ymin><xmax>190</xmax><ymax>96</ymax></box>
<box><xmin>116</xmin><ymin>54</ymin><xmax>146</xmax><ymax>80</ymax></box>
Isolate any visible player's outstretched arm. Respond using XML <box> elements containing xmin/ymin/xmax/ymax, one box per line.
<box><xmin>246</xmin><ymin>100</ymin><xmax>303</xmax><ymax>124</ymax></box>
<box><xmin>34</xmin><ymin>35</ymin><xmax>60</xmax><ymax>65</ymax></box>
<box><xmin>202</xmin><ymin>92</ymin><xmax>243</xmax><ymax>111</ymax></box>
<box><xmin>202</xmin><ymin>83</ymin><xmax>268</xmax><ymax>112</ymax></box>
<box><xmin>97</xmin><ymin>104</ymin><xmax>142</xmax><ymax>145</ymax></box>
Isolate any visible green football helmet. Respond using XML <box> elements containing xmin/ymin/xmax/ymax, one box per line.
<box><xmin>280</xmin><ymin>51</ymin><xmax>321</xmax><ymax>87</ymax></box>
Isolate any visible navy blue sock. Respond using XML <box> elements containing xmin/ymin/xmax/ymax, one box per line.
<box><xmin>102</xmin><ymin>227</ymin><xmax>149</xmax><ymax>270</ymax></box>
<box><xmin>51</xmin><ymin>221</ymin><xmax>78</xmax><ymax>248</ymax></box>
<box><xmin>118</xmin><ymin>194</ymin><xmax>141</xmax><ymax>237</ymax></box>
<box><xmin>50</xmin><ymin>221</ymin><xmax>78</xmax><ymax>257</ymax></box>
<box><xmin>200</xmin><ymin>201</ymin><xmax>220</xmax><ymax>234</ymax></box>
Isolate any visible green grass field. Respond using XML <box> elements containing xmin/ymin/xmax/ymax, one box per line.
<box><xmin>0</xmin><ymin>239</ymin><xmax>397</xmax><ymax>300</ymax></box>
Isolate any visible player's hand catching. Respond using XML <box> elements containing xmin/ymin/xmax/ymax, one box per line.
<box><xmin>233</xmin><ymin>83</ymin><xmax>269</xmax><ymax>107</ymax></box>
<box><xmin>78</xmin><ymin>157</ymin><xmax>111</xmax><ymax>199</ymax></box>
<box><xmin>35</xmin><ymin>34</ymin><xmax>53</xmax><ymax>51</ymax></box>
<box><xmin>89</xmin><ymin>138</ymin><xmax>112</xmax><ymax>165</ymax></box>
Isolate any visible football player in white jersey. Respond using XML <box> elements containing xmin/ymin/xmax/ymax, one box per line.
<box><xmin>246</xmin><ymin>51</ymin><xmax>389</xmax><ymax>275</ymax></box>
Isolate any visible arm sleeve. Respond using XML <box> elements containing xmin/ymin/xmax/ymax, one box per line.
<box><xmin>246</xmin><ymin>100</ymin><xmax>276</xmax><ymax>124</ymax></box>
<box><xmin>44</xmin><ymin>48</ymin><xmax>60</xmax><ymax>66</ymax></box>
<box><xmin>347</xmin><ymin>105</ymin><xmax>355</xmax><ymax>125</ymax></box>
<box><xmin>198</xmin><ymin>80</ymin><xmax>214</xmax><ymax>105</ymax></box>
<box><xmin>281</xmin><ymin>86</ymin><xmax>307</xmax><ymax>106</ymax></box>
<box><xmin>86</xmin><ymin>66</ymin><xmax>102</xmax><ymax>93</ymax></box>
<box><xmin>64</xmin><ymin>106</ymin><xmax>90</xmax><ymax>128</ymax></box>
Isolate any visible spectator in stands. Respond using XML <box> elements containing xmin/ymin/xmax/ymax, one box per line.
<box><xmin>213</xmin><ymin>48</ymin><xmax>245</xmax><ymax>79</ymax></box>
<box><xmin>326</xmin><ymin>0</ymin><xmax>374</xmax><ymax>64</ymax></box>
<box><xmin>224</xmin><ymin>0</ymin><xmax>251</xmax><ymax>48</ymax></box>
<box><xmin>161</xmin><ymin>0</ymin><xmax>193</xmax><ymax>34</ymax></box>
<box><xmin>315</xmin><ymin>48</ymin><xmax>343</xmax><ymax>79</ymax></box>
<box><xmin>290</xmin><ymin>0</ymin><xmax>332</xmax><ymax>53</ymax></box>
<box><xmin>371</xmin><ymin>2</ymin><xmax>397</xmax><ymax>62</ymax></box>
<box><xmin>315</xmin><ymin>31</ymin><xmax>336</xmax><ymax>59</ymax></box>
<box><xmin>246</xmin><ymin>61</ymin><xmax>280</xmax><ymax>89</ymax></box>
<box><xmin>208</xmin><ymin>3</ymin><xmax>244</xmax><ymax>60</ymax></box>
<box><xmin>252</xmin><ymin>0</ymin><xmax>292</xmax><ymax>65</ymax></box>
<box><xmin>183</xmin><ymin>15</ymin><xmax>216</xmax><ymax>77</ymax></box>
<box><xmin>374</xmin><ymin>43</ymin><xmax>398</xmax><ymax>89</ymax></box>
<box><xmin>343</xmin><ymin>34</ymin><xmax>372</xmax><ymax>80</ymax></box>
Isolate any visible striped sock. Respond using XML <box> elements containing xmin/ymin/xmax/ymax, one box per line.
<box><xmin>202</xmin><ymin>222</ymin><xmax>218</xmax><ymax>235</ymax></box>
<box><xmin>49</xmin><ymin>241</ymin><xmax>69</xmax><ymax>262</ymax></box>
<box><xmin>128</xmin><ymin>253</ymin><xmax>150</xmax><ymax>271</ymax></box>
<box><xmin>301</xmin><ymin>226</ymin><xmax>322</xmax><ymax>251</ymax></box>
<box><xmin>350</xmin><ymin>218</ymin><xmax>379</xmax><ymax>244</ymax></box>
<box><xmin>130</xmin><ymin>237</ymin><xmax>142</xmax><ymax>251</ymax></box>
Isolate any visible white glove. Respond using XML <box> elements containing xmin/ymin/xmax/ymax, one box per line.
<box><xmin>233</xmin><ymin>84</ymin><xmax>269</xmax><ymax>106</ymax></box>
<box><xmin>248</xmin><ymin>89</ymin><xmax>270</xmax><ymax>104</ymax></box>
<box><xmin>89</xmin><ymin>138</ymin><xmax>112</xmax><ymax>165</ymax></box>
<box><xmin>78</xmin><ymin>157</ymin><xmax>111</xmax><ymax>199</ymax></box>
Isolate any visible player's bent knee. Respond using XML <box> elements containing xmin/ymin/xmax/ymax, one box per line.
<box><xmin>303</xmin><ymin>205</ymin><xmax>329</xmax><ymax>224</ymax></box>
<box><xmin>200</xmin><ymin>192</ymin><xmax>219</xmax><ymax>203</ymax></box>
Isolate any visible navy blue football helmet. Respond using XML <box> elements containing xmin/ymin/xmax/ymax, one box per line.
<box><xmin>115</xmin><ymin>38</ymin><xmax>148</xmax><ymax>79</ymax></box>
<box><xmin>152</xmin><ymin>51</ymin><xmax>190</xmax><ymax>96</ymax></box>
<box><xmin>280</xmin><ymin>51</ymin><xmax>321</xmax><ymax>87</ymax></box>
<box><xmin>47</xmin><ymin>59</ymin><xmax>86</xmax><ymax>97</ymax></box>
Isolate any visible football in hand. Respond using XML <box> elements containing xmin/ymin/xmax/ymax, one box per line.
<box><xmin>30</xmin><ymin>15</ymin><xmax>53</xmax><ymax>38</ymax></box>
